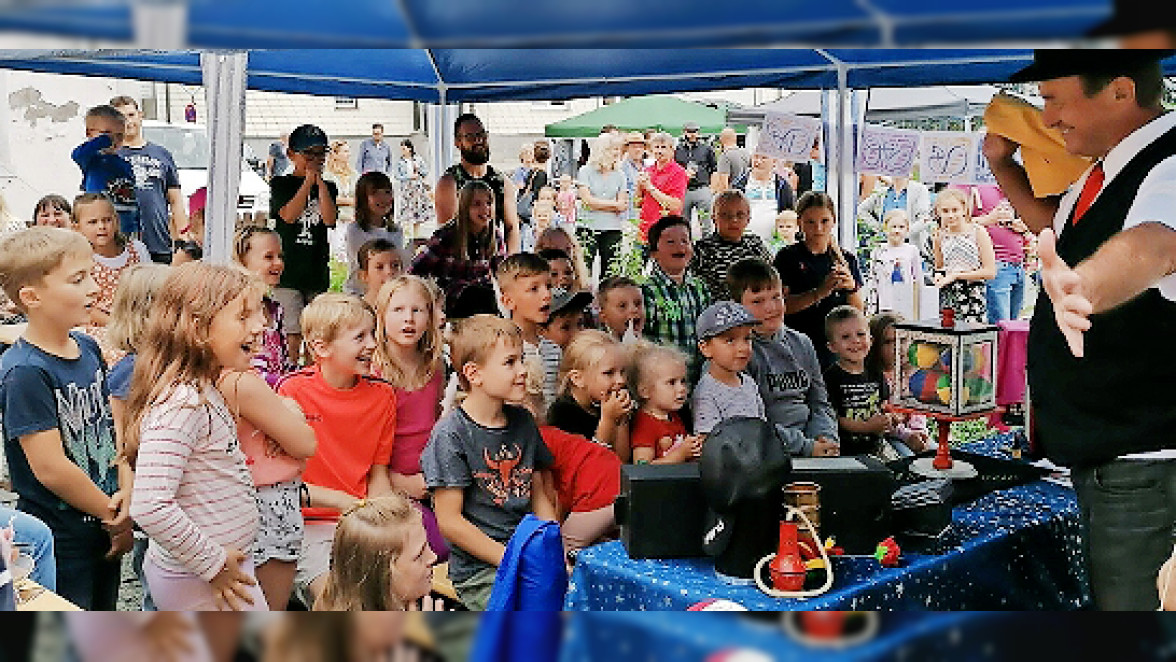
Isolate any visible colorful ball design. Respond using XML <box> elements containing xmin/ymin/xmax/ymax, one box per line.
<box><xmin>966</xmin><ymin>377</ymin><xmax>994</xmax><ymax>403</ymax></box>
<box><xmin>908</xmin><ymin>343</ymin><xmax>941</xmax><ymax>369</ymax></box>
<box><xmin>938</xmin><ymin>347</ymin><xmax>976</xmax><ymax>374</ymax></box>
<box><xmin>909</xmin><ymin>369</ymin><xmax>944</xmax><ymax>404</ymax></box>
<box><xmin>970</xmin><ymin>343</ymin><xmax>991</xmax><ymax>376</ymax></box>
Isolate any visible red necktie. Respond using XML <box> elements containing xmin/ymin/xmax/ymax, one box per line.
<box><xmin>1071</xmin><ymin>162</ymin><xmax>1104</xmax><ymax>225</ymax></box>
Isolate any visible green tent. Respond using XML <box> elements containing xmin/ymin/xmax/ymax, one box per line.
<box><xmin>544</xmin><ymin>95</ymin><xmax>744</xmax><ymax>138</ymax></box>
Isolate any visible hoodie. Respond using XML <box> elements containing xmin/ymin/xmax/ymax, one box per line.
<box><xmin>746</xmin><ymin>325</ymin><xmax>839</xmax><ymax>457</ymax></box>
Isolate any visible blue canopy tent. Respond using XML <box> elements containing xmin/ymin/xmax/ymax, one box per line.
<box><xmin>0</xmin><ymin>1</ymin><xmax>1112</xmax><ymax>48</ymax></box>
<box><xmin>3</xmin><ymin>48</ymin><xmax>1173</xmax><ymax>260</ymax></box>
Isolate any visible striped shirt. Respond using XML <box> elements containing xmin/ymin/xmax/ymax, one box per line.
<box><xmin>524</xmin><ymin>338</ymin><xmax>563</xmax><ymax>409</ymax></box>
<box><xmin>130</xmin><ymin>384</ymin><xmax>259</xmax><ymax>583</ymax></box>
<box><xmin>689</xmin><ymin>232</ymin><xmax>772</xmax><ymax>302</ymax></box>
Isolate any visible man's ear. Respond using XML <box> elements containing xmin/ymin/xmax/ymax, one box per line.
<box><xmin>1111</xmin><ymin>76</ymin><xmax>1136</xmax><ymax>103</ymax></box>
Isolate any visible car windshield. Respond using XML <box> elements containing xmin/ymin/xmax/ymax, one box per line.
<box><xmin>143</xmin><ymin>125</ymin><xmax>212</xmax><ymax>169</ymax></box>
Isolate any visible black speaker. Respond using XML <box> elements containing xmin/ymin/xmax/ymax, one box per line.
<box><xmin>788</xmin><ymin>455</ymin><xmax>897</xmax><ymax>554</ymax></box>
<box><xmin>616</xmin><ymin>463</ymin><xmax>707</xmax><ymax>559</ymax></box>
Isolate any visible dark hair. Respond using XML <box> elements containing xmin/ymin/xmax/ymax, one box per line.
<box><xmin>647</xmin><ymin>215</ymin><xmax>691</xmax><ymax>252</ymax></box>
<box><xmin>372</xmin><ymin>123</ymin><xmax>384</xmax><ymax>131</ymax></box>
<box><xmin>1079</xmin><ymin>61</ymin><xmax>1165</xmax><ymax>109</ymax></box>
<box><xmin>824</xmin><ymin>304</ymin><xmax>865</xmax><ymax>345</ymax></box>
<box><xmin>597</xmin><ymin>275</ymin><xmax>640</xmax><ymax>307</ymax></box>
<box><xmin>865</xmin><ymin>312</ymin><xmax>903</xmax><ymax>379</ymax></box>
<box><xmin>32</xmin><ymin>194</ymin><xmax>70</xmax><ymax>222</ymax></box>
<box><xmin>109</xmin><ymin>95</ymin><xmax>138</xmax><ymax>110</ymax></box>
<box><xmin>537</xmin><ymin>248</ymin><xmax>571</xmax><ymax>264</ymax></box>
<box><xmin>400</xmin><ymin>138</ymin><xmax>415</xmax><ymax>156</ymax></box>
<box><xmin>85</xmin><ymin>104</ymin><xmax>126</xmax><ymax>126</ymax></box>
<box><xmin>454</xmin><ymin>113</ymin><xmax>482</xmax><ymax>135</ymax></box>
<box><xmin>726</xmin><ymin>258</ymin><xmax>782</xmax><ymax>303</ymax></box>
<box><xmin>354</xmin><ymin>171</ymin><xmax>395</xmax><ymax>233</ymax></box>
<box><xmin>173</xmin><ymin>240</ymin><xmax>203</xmax><ymax>261</ymax></box>
<box><xmin>357</xmin><ymin>238</ymin><xmax>398</xmax><ymax>271</ymax></box>
<box><xmin>533</xmin><ymin>141</ymin><xmax>551</xmax><ymax>164</ymax></box>
<box><xmin>795</xmin><ymin>190</ymin><xmax>836</xmax><ymax>219</ymax></box>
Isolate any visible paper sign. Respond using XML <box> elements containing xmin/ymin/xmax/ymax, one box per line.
<box><xmin>756</xmin><ymin>112</ymin><xmax>821</xmax><ymax>162</ymax></box>
<box><xmin>856</xmin><ymin>124</ymin><xmax>919</xmax><ymax>178</ymax></box>
<box><xmin>920</xmin><ymin>132</ymin><xmax>976</xmax><ymax>183</ymax></box>
<box><xmin>973</xmin><ymin>134</ymin><xmax>997</xmax><ymax>185</ymax></box>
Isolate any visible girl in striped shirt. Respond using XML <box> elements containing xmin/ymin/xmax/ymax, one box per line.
<box><xmin>126</xmin><ymin>263</ymin><xmax>270</xmax><ymax>611</ymax></box>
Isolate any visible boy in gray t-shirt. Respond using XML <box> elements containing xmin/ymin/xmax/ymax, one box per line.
<box><xmin>691</xmin><ymin>301</ymin><xmax>766</xmax><ymax>435</ymax></box>
<box><xmin>420</xmin><ymin>315</ymin><xmax>556</xmax><ymax>610</ymax></box>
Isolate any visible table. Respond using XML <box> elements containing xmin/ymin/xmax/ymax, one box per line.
<box><xmin>16</xmin><ymin>579</ymin><xmax>81</xmax><ymax>611</ymax></box>
<box><xmin>565</xmin><ymin>435</ymin><xmax>1089</xmax><ymax>611</ymax></box>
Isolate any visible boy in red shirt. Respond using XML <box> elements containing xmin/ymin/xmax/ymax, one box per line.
<box><xmin>277</xmin><ymin>293</ymin><xmax>397</xmax><ymax>605</ymax></box>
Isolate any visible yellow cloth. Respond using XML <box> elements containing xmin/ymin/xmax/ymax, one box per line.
<box><xmin>984</xmin><ymin>93</ymin><xmax>1092</xmax><ymax>197</ymax></box>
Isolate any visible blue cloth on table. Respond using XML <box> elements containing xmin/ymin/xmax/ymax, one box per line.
<box><xmin>565</xmin><ymin>434</ymin><xmax>1089</xmax><ymax>611</ymax></box>
<box><xmin>0</xmin><ymin>554</ymin><xmax>13</xmax><ymax>611</ymax></box>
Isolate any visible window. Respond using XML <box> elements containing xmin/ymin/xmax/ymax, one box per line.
<box><xmin>335</xmin><ymin>97</ymin><xmax>358</xmax><ymax>110</ymax></box>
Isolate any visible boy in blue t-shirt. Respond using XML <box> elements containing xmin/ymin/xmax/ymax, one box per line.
<box><xmin>72</xmin><ymin>105</ymin><xmax>139</xmax><ymax>237</ymax></box>
<box><xmin>0</xmin><ymin>227</ymin><xmax>131</xmax><ymax>610</ymax></box>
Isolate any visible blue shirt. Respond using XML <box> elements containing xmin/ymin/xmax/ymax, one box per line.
<box><xmin>72</xmin><ymin>135</ymin><xmax>139</xmax><ymax>235</ymax></box>
<box><xmin>0</xmin><ymin>333</ymin><xmax>118</xmax><ymax>533</ymax></box>
<box><xmin>356</xmin><ymin>137</ymin><xmax>392</xmax><ymax>175</ymax></box>
<box><xmin>118</xmin><ymin>142</ymin><xmax>182</xmax><ymax>255</ymax></box>
<box><xmin>881</xmin><ymin>186</ymin><xmax>909</xmax><ymax>218</ymax></box>
<box><xmin>106</xmin><ymin>353</ymin><xmax>135</xmax><ymax>400</ymax></box>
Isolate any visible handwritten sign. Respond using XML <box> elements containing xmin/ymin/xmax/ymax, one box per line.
<box><xmin>856</xmin><ymin>124</ymin><xmax>919</xmax><ymax>178</ymax></box>
<box><xmin>973</xmin><ymin>133</ymin><xmax>997</xmax><ymax>185</ymax></box>
<box><xmin>920</xmin><ymin>132</ymin><xmax>976</xmax><ymax>183</ymax></box>
<box><xmin>756</xmin><ymin>112</ymin><xmax>821</xmax><ymax>162</ymax></box>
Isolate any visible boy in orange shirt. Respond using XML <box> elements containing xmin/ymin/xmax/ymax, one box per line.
<box><xmin>277</xmin><ymin>293</ymin><xmax>397</xmax><ymax>605</ymax></box>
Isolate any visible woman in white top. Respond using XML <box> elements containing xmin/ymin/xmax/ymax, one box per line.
<box><xmin>576</xmin><ymin>133</ymin><xmax>628</xmax><ymax>279</ymax></box>
<box><xmin>324</xmin><ymin>140</ymin><xmax>358</xmax><ymax>264</ymax></box>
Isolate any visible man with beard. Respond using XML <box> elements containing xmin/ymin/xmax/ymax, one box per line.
<box><xmin>435</xmin><ymin>113</ymin><xmax>521</xmax><ymax>253</ymax></box>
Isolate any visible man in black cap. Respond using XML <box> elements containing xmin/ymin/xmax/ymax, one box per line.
<box><xmin>1088</xmin><ymin>0</ymin><xmax>1176</xmax><ymax>49</ymax></box>
<box><xmin>674</xmin><ymin>121</ymin><xmax>718</xmax><ymax>234</ymax></box>
<box><xmin>983</xmin><ymin>49</ymin><xmax>1176</xmax><ymax>609</ymax></box>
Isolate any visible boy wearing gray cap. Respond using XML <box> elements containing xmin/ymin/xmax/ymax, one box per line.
<box><xmin>691</xmin><ymin>301</ymin><xmax>766</xmax><ymax>435</ymax></box>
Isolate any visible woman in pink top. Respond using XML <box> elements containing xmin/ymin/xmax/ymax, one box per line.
<box><xmin>373</xmin><ymin>275</ymin><xmax>450</xmax><ymax>561</ymax></box>
<box><xmin>126</xmin><ymin>263</ymin><xmax>270</xmax><ymax>611</ymax></box>
<box><xmin>956</xmin><ymin>184</ymin><xmax>1030</xmax><ymax>323</ymax></box>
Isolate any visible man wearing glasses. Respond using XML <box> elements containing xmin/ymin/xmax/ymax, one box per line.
<box><xmin>674</xmin><ymin>121</ymin><xmax>719</xmax><ymax>235</ymax></box>
<box><xmin>270</xmin><ymin>123</ymin><xmax>339</xmax><ymax>363</ymax></box>
<box><xmin>435</xmin><ymin>113</ymin><xmax>522</xmax><ymax>253</ymax></box>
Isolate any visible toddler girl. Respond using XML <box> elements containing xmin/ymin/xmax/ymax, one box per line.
<box><xmin>234</xmin><ymin>226</ymin><xmax>295</xmax><ymax>384</ymax></box>
<box><xmin>933</xmin><ymin>188</ymin><xmax>996</xmax><ymax>324</ymax></box>
<box><xmin>555</xmin><ymin>175</ymin><xmax>578</xmax><ymax>227</ymax></box>
<box><xmin>628</xmin><ymin>343</ymin><xmax>702</xmax><ymax>464</ymax></box>
<box><xmin>126</xmin><ymin>263</ymin><xmax>270</xmax><ymax>611</ymax></box>
<box><xmin>547</xmin><ymin>329</ymin><xmax>633</xmax><ymax>462</ymax></box>
<box><xmin>313</xmin><ymin>494</ymin><xmax>437</xmax><ymax>610</ymax></box>
<box><xmin>373</xmin><ymin>275</ymin><xmax>450</xmax><ymax>563</ymax></box>
<box><xmin>73</xmin><ymin>193</ymin><xmax>150</xmax><ymax>330</ymax></box>
<box><xmin>872</xmin><ymin>209</ymin><xmax>923</xmax><ymax>321</ymax></box>
<box><xmin>767</xmin><ymin>209</ymin><xmax>800</xmax><ymax>255</ymax></box>
<box><xmin>865</xmin><ymin>312</ymin><xmax>930</xmax><ymax>452</ymax></box>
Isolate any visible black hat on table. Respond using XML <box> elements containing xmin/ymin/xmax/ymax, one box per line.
<box><xmin>1009</xmin><ymin>48</ymin><xmax>1175</xmax><ymax>83</ymax></box>
<box><xmin>1088</xmin><ymin>0</ymin><xmax>1176</xmax><ymax>38</ymax></box>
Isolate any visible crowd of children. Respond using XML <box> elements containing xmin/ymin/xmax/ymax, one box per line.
<box><xmin>0</xmin><ymin>115</ymin><xmax>1027</xmax><ymax>614</ymax></box>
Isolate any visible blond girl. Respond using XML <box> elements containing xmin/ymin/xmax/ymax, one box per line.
<box><xmin>546</xmin><ymin>329</ymin><xmax>633</xmax><ymax>462</ymax></box>
<box><xmin>932</xmin><ymin>188</ymin><xmax>997</xmax><ymax>324</ymax></box>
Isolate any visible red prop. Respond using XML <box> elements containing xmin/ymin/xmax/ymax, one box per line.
<box><xmin>769</xmin><ymin>522</ymin><xmax>807</xmax><ymax>591</ymax></box>
<box><xmin>874</xmin><ymin>537</ymin><xmax>901</xmax><ymax>567</ymax></box>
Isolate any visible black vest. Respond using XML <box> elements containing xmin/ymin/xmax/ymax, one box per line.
<box><xmin>446</xmin><ymin>163</ymin><xmax>506</xmax><ymax>224</ymax></box>
<box><xmin>1028</xmin><ymin>121</ymin><xmax>1176</xmax><ymax>467</ymax></box>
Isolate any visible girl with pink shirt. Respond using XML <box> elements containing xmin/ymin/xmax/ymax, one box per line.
<box><xmin>373</xmin><ymin>275</ymin><xmax>450</xmax><ymax>562</ymax></box>
<box><xmin>126</xmin><ymin>263</ymin><xmax>271</xmax><ymax>611</ymax></box>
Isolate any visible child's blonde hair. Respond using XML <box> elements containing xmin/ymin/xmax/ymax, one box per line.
<box><xmin>627</xmin><ymin>341</ymin><xmax>687</xmax><ymax>404</ymax></box>
<box><xmin>775</xmin><ymin>209</ymin><xmax>798</xmax><ymax>225</ymax></box>
<box><xmin>121</xmin><ymin>263</ymin><xmax>266</xmax><ymax>465</ymax></box>
<box><xmin>315</xmin><ymin>494</ymin><xmax>423</xmax><ymax>611</ymax></box>
<box><xmin>232</xmin><ymin>225</ymin><xmax>280</xmax><ymax>266</ymax></box>
<box><xmin>535</xmin><ymin>227</ymin><xmax>588</xmax><ymax>291</ymax></box>
<box><xmin>882</xmin><ymin>208</ymin><xmax>909</xmax><ymax>229</ymax></box>
<box><xmin>301</xmin><ymin>293</ymin><xmax>376</xmax><ymax>349</ymax></box>
<box><xmin>373</xmin><ymin>275</ymin><xmax>443</xmax><ymax>391</ymax></box>
<box><xmin>495</xmin><ymin>252</ymin><xmax>550</xmax><ymax>293</ymax></box>
<box><xmin>934</xmin><ymin>187</ymin><xmax>972</xmax><ymax>216</ymax></box>
<box><xmin>450</xmin><ymin>314</ymin><xmax>523</xmax><ymax>392</ymax></box>
<box><xmin>72</xmin><ymin>193</ymin><xmax>126</xmax><ymax>251</ymax></box>
<box><xmin>106</xmin><ymin>264</ymin><xmax>170</xmax><ymax>354</ymax></box>
<box><xmin>0</xmin><ymin>226</ymin><xmax>92</xmax><ymax>313</ymax></box>
<box><xmin>559</xmin><ymin>328</ymin><xmax>622</xmax><ymax>396</ymax></box>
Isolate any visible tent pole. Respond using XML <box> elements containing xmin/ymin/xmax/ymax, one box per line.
<box><xmin>835</xmin><ymin>61</ymin><xmax>857</xmax><ymax>254</ymax></box>
<box><xmin>201</xmin><ymin>51</ymin><xmax>248</xmax><ymax>265</ymax></box>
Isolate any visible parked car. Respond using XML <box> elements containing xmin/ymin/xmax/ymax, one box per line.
<box><xmin>142</xmin><ymin>121</ymin><xmax>270</xmax><ymax>226</ymax></box>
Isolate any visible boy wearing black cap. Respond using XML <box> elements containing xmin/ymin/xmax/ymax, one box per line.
<box><xmin>271</xmin><ymin>124</ymin><xmax>338</xmax><ymax>364</ymax></box>
<box><xmin>985</xmin><ymin>49</ymin><xmax>1176</xmax><ymax>610</ymax></box>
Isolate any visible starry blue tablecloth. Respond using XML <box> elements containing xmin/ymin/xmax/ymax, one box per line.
<box><xmin>564</xmin><ymin>436</ymin><xmax>1090</xmax><ymax>611</ymax></box>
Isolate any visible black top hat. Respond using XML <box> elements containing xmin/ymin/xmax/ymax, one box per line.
<box><xmin>1009</xmin><ymin>48</ymin><xmax>1175</xmax><ymax>83</ymax></box>
<box><xmin>1088</xmin><ymin>0</ymin><xmax>1176</xmax><ymax>37</ymax></box>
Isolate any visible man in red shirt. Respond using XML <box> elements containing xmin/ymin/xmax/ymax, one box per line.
<box><xmin>637</xmin><ymin>132</ymin><xmax>687</xmax><ymax>242</ymax></box>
